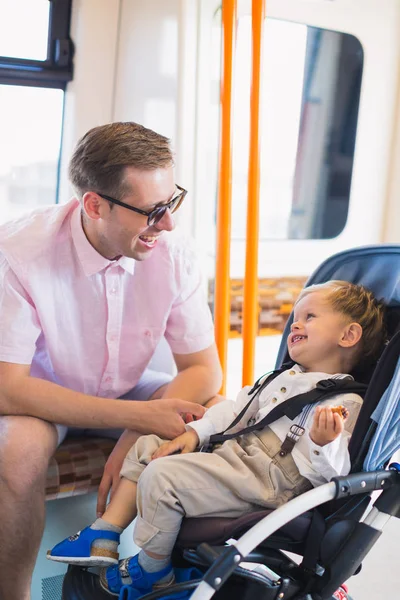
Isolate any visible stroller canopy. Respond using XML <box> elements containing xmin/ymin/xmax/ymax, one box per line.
<box><xmin>364</xmin><ymin>354</ymin><xmax>400</xmax><ymax>471</ymax></box>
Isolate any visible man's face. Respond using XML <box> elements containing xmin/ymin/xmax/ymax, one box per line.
<box><xmin>96</xmin><ymin>166</ymin><xmax>177</xmax><ymax>261</ymax></box>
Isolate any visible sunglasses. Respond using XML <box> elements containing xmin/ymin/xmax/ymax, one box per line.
<box><xmin>97</xmin><ymin>185</ymin><xmax>187</xmax><ymax>227</ymax></box>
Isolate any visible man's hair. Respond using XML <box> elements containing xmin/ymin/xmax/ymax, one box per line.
<box><xmin>296</xmin><ymin>280</ymin><xmax>387</xmax><ymax>365</ymax></box>
<box><xmin>69</xmin><ymin>122</ymin><xmax>173</xmax><ymax>200</ymax></box>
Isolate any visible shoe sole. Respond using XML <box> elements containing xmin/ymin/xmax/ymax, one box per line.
<box><xmin>46</xmin><ymin>553</ymin><xmax>118</xmax><ymax>567</ymax></box>
<box><xmin>99</xmin><ymin>568</ymin><xmax>120</xmax><ymax>597</ymax></box>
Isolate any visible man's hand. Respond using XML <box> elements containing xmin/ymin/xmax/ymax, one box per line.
<box><xmin>97</xmin><ymin>430</ymin><xmax>140</xmax><ymax>517</ymax></box>
<box><xmin>309</xmin><ymin>405</ymin><xmax>348</xmax><ymax>447</ymax></box>
<box><xmin>152</xmin><ymin>429</ymin><xmax>200</xmax><ymax>460</ymax></box>
<box><xmin>134</xmin><ymin>398</ymin><xmax>206</xmax><ymax>439</ymax></box>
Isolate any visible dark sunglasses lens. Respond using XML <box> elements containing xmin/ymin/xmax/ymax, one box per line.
<box><xmin>148</xmin><ymin>192</ymin><xmax>185</xmax><ymax>225</ymax></box>
<box><xmin>148</xmin><ymin>206</ymin><xmax>166</xmax><ymax>226</ymax></box>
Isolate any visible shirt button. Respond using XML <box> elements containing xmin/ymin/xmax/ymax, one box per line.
<box><xmin>144</xmin><ymin>330</ymin><xmax>151</xmax><ymax>337</ymax></box>
<box><xmin>272</xmin><ymin>397</ymin><xmax>278</xmax><ymax>403</ymax></box>
<box><xmin>110</xmin><ymin>288</ymin><xmax>117</xmax><ymax>295</ymax></box>
<box><xmin>313</xmin><ymin>450</ymin><xmax>320</xmax><ymax>456</ymax></box>
<box><xmin>280</xmin><ymin>387</ymin><xmax>287</xmax><ymax>393</ymax></box>
<box><xmin>289</xmin><ymin>370</ymin><xmax>296</xmax><ymax>376</ymax></box>
<box><xmin>105</xmin><ymin>376</ymin><xmax>112</xmax><ymax>383</ymax></box>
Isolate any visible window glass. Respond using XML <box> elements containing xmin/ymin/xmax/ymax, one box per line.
<box><xmin>0</xmin><ymin>0</ymin><xmax>50</xmax><ymax>61</ymax></box>
<box><xmin>0</xmin><ymin>85</ymin><xmax>64</xmax><ymax>223</ymax></box>
<box><xmin>230</xmin><ymin>18</ymin><xmax>363</xmax><ymax>240</ymax></box>
<box><xmin>199</xmin><ymin>17</ymin><xmax>363</xmax><ymax>244</ymax></box>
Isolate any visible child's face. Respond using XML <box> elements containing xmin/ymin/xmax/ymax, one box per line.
<box><xmin>287</xmin><ymin>291</ymin><xmax>351</xmax><ymax>372</ymax></box>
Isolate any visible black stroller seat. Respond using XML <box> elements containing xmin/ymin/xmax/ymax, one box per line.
<box><xmin>63</xmin><ymin>244</ymin><xmax>400</xmax><ymax>600</ymax></box>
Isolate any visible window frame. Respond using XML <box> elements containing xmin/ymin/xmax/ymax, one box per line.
<box><xmin>0</xmin><ymin>0</ymin><xmax>73</xmax><ymax>90</ymax></box>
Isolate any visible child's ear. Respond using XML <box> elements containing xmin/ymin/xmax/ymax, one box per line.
<box><xmin>339</xmin><ymin>322</ymin><xmax>363</xmax><ymax>348</ymax></box>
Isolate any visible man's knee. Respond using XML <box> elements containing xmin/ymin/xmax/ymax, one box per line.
<box><xmin>0</xmin><ymin>416</ymin><xmax>57</xmax><ymax>495</ymax></box>
<box><xmin>204</xmin><ymin>394</ymin><xmax>225</xmax><ymax>409</ymax></box>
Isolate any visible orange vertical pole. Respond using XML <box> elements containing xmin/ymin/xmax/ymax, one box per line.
<box><xmin>242</xmin><ymin>0</ymin><xmax>265</xmax><ymax>386</ymax></box>
<box><xmin>214</xmin><ymin>0</ymin><xmax>237</xmax><ymax>394</ymax></box>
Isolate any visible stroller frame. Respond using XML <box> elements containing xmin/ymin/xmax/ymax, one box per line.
<box><xmin>188</xmin><ymin>464</ymin><xmax>400</xmax><ymax>600</ymax></box>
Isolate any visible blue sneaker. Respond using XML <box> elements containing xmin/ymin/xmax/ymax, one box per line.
<box><xmin>117</xmin><ymin>566</ymin><xmax>204</xmax><ymax>600</ymax></box>
<box><xmin>100</xmin><ymin>554</ymin><xmax>174</xmax><ymax>597</ymax></box>
<box><xmin>47</xmin><ymin>526</ymin><xmax>120</xmax><ymax>567</ymax></box>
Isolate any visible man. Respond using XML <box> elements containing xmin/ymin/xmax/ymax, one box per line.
<box><xmin>0</xmin><ymin>122</ymin><xmax>222</xmax><ymax>599</ymax></box>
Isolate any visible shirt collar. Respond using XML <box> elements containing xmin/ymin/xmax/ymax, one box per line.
<box><xmin>70</xmin><ymin>202</ymin><xmax>135</xmax><ymax>277</ymax></box>
<box><xmin>293</xmin><ymin>363</ymin><xmax>353</xmax><ymax>379</ymax></box>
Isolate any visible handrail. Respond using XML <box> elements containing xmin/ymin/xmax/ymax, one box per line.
<box><xmin>214</xmin><ymin>0</ymin><xmax>237</xmax><ymax>393</ymax></box>
<box><xmin>242</xmin><ymin>0</ymin><xmax>265</xmax><ymax>385</ymax></box>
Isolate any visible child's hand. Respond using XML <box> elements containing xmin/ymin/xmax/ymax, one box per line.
<box><xmin>309</xmin><ymin>405</ymin><xmax>348</xmax><ymax>447</ymax></box>
<box><xmin>152</xmin><ymin>429</ymin><xmax>200</xmax><ymax>460</ymax></box>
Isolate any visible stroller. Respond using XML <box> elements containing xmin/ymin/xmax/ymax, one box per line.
<box><xmin>62</xmin><ymin>244</ymin><xmax>400</xmax><ymax>600</ymax></box>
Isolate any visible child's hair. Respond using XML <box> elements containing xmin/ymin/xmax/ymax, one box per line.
<box><xmin>296</xmin><ymin>280</ymin><xmax>387</xmax><ymax>365</ymax></box>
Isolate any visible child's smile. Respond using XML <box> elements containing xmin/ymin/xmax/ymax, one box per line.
<box><xmin>289</xmin><ymin>334</ymin><xmax>307</xmax><ymax>346</ymax></box>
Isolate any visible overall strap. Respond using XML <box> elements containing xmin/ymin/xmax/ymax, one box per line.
<box><xmin>221</xmin><ymin>364</ymin><xmax>291</xmax><ymax>433</ymax></box>
<box><xmin>206</xmin><ymin>379</ymin><xmax>367</xmax><ymax>448</ymax></box>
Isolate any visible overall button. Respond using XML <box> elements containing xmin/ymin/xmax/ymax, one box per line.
<box><xmin>289</xmin><ymin>370</ymin><xmax>296</xmax><ymax>376</ymax></box>
<box><xmin>271</xmin><ymin>397</ymin><xmax>278</xmax><ymax>403</ymax></box>
<box><xmin>280</xmin><ymin>387</ymin><xmax>287</xmax><ymax>393</ymax></box>
<box><xmin>313</xmin><ymin>450</ymin><xmax>320</xmax><ymax>456</ymax></box>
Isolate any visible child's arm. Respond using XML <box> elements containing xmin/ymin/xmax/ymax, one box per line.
<box><xmin>305</xmin><ymin>394</ymin><xmax>362</xmax><ymax>484</ymax></box>
<box><xmin>184</xmin><ymin>385</ymin><xmax>260</xmax><ymax>446</ymax></box>
<box><xmin>150</xmin><ymin>400</ymin><xmax>239</xmax><ymax>460</ymax></box>
<box><xmin>152</xmin><ymin>384</ymin><xmax>261</xmax><ymax>457</ymax></box>
<box><xmin>309</xmin><ymin>405</ymin><xmax>349</xmax><ymax>446</ymax></box>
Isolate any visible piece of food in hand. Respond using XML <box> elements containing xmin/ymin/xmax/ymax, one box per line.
<box><xmin>331</xmin><ymin>405</ymin><xmax>347</xmax><ymax>418</ymax></box>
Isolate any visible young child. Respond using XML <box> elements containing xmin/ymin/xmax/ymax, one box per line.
<box><xmin>48</xmin><ymin>280</ymin><xmax>386</xmax><ymax>597</ymax></box>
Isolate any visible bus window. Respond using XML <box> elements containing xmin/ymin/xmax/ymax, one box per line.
<box><xmin>231</xmin><ymin>18</ymin><xmax>363</xmax><ymax>241</ymax></box>
<box><xmin>0</xmin><ymin>0</ymin><xmax>50</xmax><ymax>61</ymax></box>
<box><xmin>0</xmin><ymin>85</ymin><xmax>64</xmax><ymax>223</ymax></box>
<box><xmin>0</xmin><ymin>0</ymin><xmax>72</xmax><ymax>223</ymax></box>
<box><xmin>196</xmin><ymin>15</ymin><xmax>363</xmax><ymax>246</ymax></box>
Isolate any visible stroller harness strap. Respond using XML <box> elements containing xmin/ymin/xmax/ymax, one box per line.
<box><xmin>202</xmin><ymin>377</ymin><xmax>368</xmax><ymax>452</ymax></box>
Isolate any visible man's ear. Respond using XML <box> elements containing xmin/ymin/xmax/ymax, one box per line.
<box><xmin>82</xmin><ymin>192</ymin><xmax>109</xmax><ymax>220</ymax></box>
<box><xmin>339</xmin><ymin>322</ymin><xmax>363</xmax><ymax>348</ymax></box>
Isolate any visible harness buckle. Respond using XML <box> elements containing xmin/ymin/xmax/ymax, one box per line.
<box><xmin>289</xmin><ymin>424</ymin><xmax>305</xmax><ymax>437</ymax></box>
<box><xmin>316</xmin><ymin>379</ymin><xmax>336</xmax><ymax>390</ymax></box>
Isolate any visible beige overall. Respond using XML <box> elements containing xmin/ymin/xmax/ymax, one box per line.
<box><xmin>120</xmin><ymin>427</ymin><xmax>312</xmax><ymax>555</ymax></box>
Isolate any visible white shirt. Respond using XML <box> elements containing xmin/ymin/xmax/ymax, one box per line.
<box><xmin>188</xmin><ymin>364</ymin><xmax>363</xmax><ymax>486</ymax></box>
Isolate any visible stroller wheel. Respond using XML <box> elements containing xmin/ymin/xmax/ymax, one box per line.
<box><xmin>332</xmin><ymin>584</ymin><xmax>353</xmax><ymax>600</ymax></box>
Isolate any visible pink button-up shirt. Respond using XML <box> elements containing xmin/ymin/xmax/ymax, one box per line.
<box><xmin>0</xmin><ymin>199</ymin><xmax>214</xmax><ymax>398</ymax></box>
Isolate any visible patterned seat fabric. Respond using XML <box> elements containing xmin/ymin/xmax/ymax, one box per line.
<box><xmin>46</xmin><ymin>437</ymin><xmax>115</xmax><ymax>500</ymax></box>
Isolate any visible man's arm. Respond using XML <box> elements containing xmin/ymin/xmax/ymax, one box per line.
<box><xmin>0</xmin><ymin>362</ymin><xmax>205</xmax><ymax>438</ymax></box>
<box><xmin>101</xmin><ymin>343</ymin><xmax>223</xmax><ymax>492</ymax></box>
<box><xmin>95</xmin><ymin>343</ymin><xmax>222</xmax><ymax>515</ymax></box>
<box><xmin>165</xmin><ymin>343</ymin><xmax>223</xmax><ymax>404</ymax></box>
